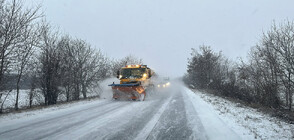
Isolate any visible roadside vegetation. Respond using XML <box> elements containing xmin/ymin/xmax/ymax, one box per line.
<box><xmin>184</xmin><ymin>20</ymin><xmax>294</xmax><ymax>123</ymax></box>
<box><xmin>0</xmin><ymin>0</ymin><xmax>142</xmax><ymax>113</ymax></box>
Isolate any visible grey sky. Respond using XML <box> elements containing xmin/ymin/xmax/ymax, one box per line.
<box><xmin>26</xmin><ymin>0</ymin><xmax>294</xmax><ymax>77</ymax></box>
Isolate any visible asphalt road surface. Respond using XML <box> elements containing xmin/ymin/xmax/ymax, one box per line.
<box><xmin>0</xmin><ymin>84</ymin><xmax>238</xmax><ymax>140</ymax></box>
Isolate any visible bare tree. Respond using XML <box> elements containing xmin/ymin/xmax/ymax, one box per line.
<box><xmin>58</xmin><ymin>36</ymin><xmax>110</xmax><ymax>101</ymax></box>
<box><xmin>187</xmin><ymin>46</ymin><xmax>223</xmax><ymax>89</ymax></box>
<box><xmin>0</xmin><ymin>0</ymin><xmax>41</xmax><ymax>110</ymax></box>
<box><xmin>185</xmin><ymin>20</ymin><xmax>294</xmax><ymax>113</ymax></box>
<box><xmin>58</xmin><ymin>35</ymin><xmax>73</xmax><ymax>101</ymax></box>
<box><xmin>69</xmin><ymin>39</ymin><xmax>109</xmax><ymax>99</ymax></box>
<box><xmin>14</xmin><ymin>23</ymin><xmax>40</xmax><ymax>110</ymax></box>
<box><xmin>261</xmin><ymin>21</ymin><xmax>294</xmax><ymax>110</ymax></box>
<box><xmin>80</xmin><ymin>49</ymin><xmax>109</xmax><ymax>98</ymax></box>
<box><xmin>38</xmin><ymin>21</ymin><xmax>61</xmax><ymax>105</ymax></box>
<box><xmin>26</xmin><ymin>55</ymin><xmax>40</xmax><ymax>108</ymax></box>
<box><xmin>245</xmin><ymin>46</ymin><xmax>281</xmax><ymax>107</ymax></box>
<box><xmin>186</xmin><ymin>45</ymin><xmax>255</xmax><ymax>103</ymax></box>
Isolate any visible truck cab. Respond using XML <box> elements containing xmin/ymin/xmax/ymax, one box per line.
<box><xmin>117</xmin><ymin>65</ymin><xmax>152</xmax><ymax>86</ymax></box>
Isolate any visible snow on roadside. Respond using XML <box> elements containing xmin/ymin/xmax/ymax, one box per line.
<box><xmin>0</xmin><ymin>90</ymin><xmax>43</xmax><ymax>110</ymax></box>
<box><xmin>0</xmin><ymin>77</ymin><xmax>118</xmax><ymax>123</ymax></box>
<box><xmin>183</xmin><ymin>87</ymin><xmax>240</xmax><ymax>140</ymax></box>
<box><xmin>0</xmin><ymin>97</ymin><xmax>107</xmax><ymax>123</ymax></box>
<box><xmin>0</xmin><ymin>77</ymin><xmax>118</xmax><ymax>112</ymax></box>
<box><xmin>188</xmin><ymin>88</ymin><xmax>294</xmax><ymax>140</ymax></box>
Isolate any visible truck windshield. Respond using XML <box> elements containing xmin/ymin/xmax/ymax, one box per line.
<box><xmin>121</xmin><ymin>68</ymin><xmax>146</xmax><ymax>79</ymax></box>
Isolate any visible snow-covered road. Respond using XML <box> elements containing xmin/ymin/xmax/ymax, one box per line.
<box><xmin>0</xmin><ymin>84</ymin><xmax>240</xmax><ymax>140</ymax></box>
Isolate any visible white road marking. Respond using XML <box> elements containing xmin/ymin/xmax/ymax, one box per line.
<box><xmin>134</xmin><ymin>97</ymin><xmax>172</xmax><ymax>140</ymax></box>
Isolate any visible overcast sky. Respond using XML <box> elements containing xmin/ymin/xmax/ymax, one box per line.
<box><xmin>26</xmin><ymin>0</ymin><xmax>294</xmax><ymax>77</ymax></box>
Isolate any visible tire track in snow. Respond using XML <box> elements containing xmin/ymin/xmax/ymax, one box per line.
<box><xmin>52</xmin><ymin>101</ymin><xmax>151</xmax><ymax>140</ymax></box>
<box><xmin>99</xmin><ymin>97</ymin><xmax>170</xmax><ymax>140</ymax></box>
<box><xmin>0</xmin><ymin>100</ymin><xmax>111</xmax><ymax>135</ymax></box>
<box><xmin>0</xmin><ymin>101</ymin><xmax>129</xmax><ymax>139</ymax></box>
<box><xmin>134</xmin><ymin>96</ymin><xmax>173</xmax><ymax>140</ymax></box>
<box><xmin>36</xmin><ymin>101</ymin><xmax>132</xmax><ymax>140</ymax></box>
<box><xmin>147</xmin><ymin>91</ymin><xmax>202</xmax><ymax>140</ymax></box>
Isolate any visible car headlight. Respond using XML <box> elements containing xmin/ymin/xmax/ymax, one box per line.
<box><xmin>166</xmin><ymin>82</ymin><xmax>170</xmax><ymax>86</ymax></box>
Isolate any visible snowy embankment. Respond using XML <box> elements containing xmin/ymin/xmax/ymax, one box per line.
<box><xmin>0</xmin><ymin>77</ymin><xmax>119</xmax><ymax>112</ymax></box>
<box><xmin>0</xmin><ymin>90</ymin><xmax>42</xmax><ymax>110</ymax></box>
<box><xmin>186</xmin><ymin>88</ymin><xmax>294</xmax><ymax>140</ymax></box>
<box><xmin>0</xmin><ymin>97</ymin><xmax>105</xmax><ymax>123</ymax></box>
<box><xmin>0</xmin><ymin>77</ymin><xmax>118</xmax><ymax>122</ymax></box>
<box><xmin>0</xmin><ymin>88</ymin><xmax>100</xmax><ymax>111</ymax></box>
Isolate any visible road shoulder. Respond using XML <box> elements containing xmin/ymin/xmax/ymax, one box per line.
<box><xmin>186</xmin><ymin>87</ymin><xmax>294</xmax><ymax>139</ymax></box>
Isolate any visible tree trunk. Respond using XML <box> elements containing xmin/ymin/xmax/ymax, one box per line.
<box><xmin>29</xmin><ymin>90</ymin><xmax>33</xmax><ymax>108</ymax></box>
<box><xmin>15</xmin><ymin>74</ymin><xmax>22</xmax><ymax>110</ymax></box>
<box><xmin>76</xmin><ymin>84</ymin><xmax>80</xmax><ymax>100</ymax></box>
<box><xmin>29</xmin><ymin>76</ymin><xmax>36</xmax><ymax>108</ymax></box>
<box><xmin>288</xmin><ymin>72</ymin><xmax>292</xmax><ymax>111</ymax></box>
<box><xmin>290</xmin><ymin>91</ymin><xmax>292</xmax><ymax>111</ymax></box>
<box><xmin>82</xmin><ymin>84</ymin><xmax>87</xmax><ymax>99</ymax></box>
<box><xmin>0</xmin><ymin>51</ymin><xmax>5</xmax><ymax>91</ymax></box>
<box><xmin>66</xmin><ymin>86</ymin><xmax>70</xmax><ymax>102</ymax></box>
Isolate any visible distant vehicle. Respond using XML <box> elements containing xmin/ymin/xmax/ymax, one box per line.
<box><xmin>156</xmin><ymin>77</ymin><xmax>171</xmax><ymax>88</ymax></box>
<box><xmin>157</xmin><ymin>82</ymin><xmax>170</xmax><ymax>88</ymax></box>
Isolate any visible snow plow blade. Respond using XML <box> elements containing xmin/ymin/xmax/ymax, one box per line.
<box><xmin>108</xmin><ymin>84</ymin><xmax>146</xmax><ymax>101</ymax></box>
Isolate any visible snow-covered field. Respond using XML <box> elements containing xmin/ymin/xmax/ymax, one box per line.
<box><xmin>0</xmin><ymin>89</ymin><xmax>43</xmax><ymax>110</ymax></box>
<box><xmin>0</xmin><ymin>81</ymin><xmax>293</xmax><ymax>140</ymax></box>
<box><xmin>0</xmin><ymin>77</ymin><xmax>117</xmax><ymax>111</ymax></box>
<box><xmin>190</xmin><ymin>89</ymin><xmax>294</xmax><ymax>139</ymax></box>
<box><xmin>0</xmin><ymin>88</ymin><xmax>101</xmax><ymax>111</ymax></box>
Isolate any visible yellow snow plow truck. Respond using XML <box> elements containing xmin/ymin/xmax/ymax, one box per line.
<box><xmin>108</xmin><ymin>65</ymin><xmax>153</xmax><ymax>101</ymax></box>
